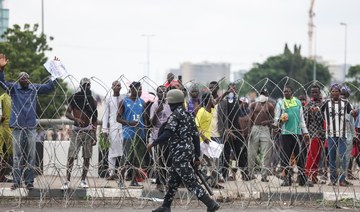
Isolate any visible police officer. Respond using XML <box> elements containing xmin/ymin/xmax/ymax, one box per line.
<box><xmin>147</xmin><ymin>89</ymin><xmax>220</xmax><ymax>212</ymax></box>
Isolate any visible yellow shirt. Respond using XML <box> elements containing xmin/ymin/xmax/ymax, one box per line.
<box><xmin>195</xmin><ymin>107</ymin><xmax>213</xmax><ymax>142</ymax></box>
<box><xmin>0</xmin><ymin>93</ymin><xmax>11</xmax><ymax>126</ymax></box>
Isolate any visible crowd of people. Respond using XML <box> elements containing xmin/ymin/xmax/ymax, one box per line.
<box><xmin>99</xmin><ymin>73</ymin><xmax>360</xmax><ymax>211</ymax></box>
<box><xmin>1</xmin><ymin>53</ymin><xmax>360</xmax><ymax>211</ymax></box>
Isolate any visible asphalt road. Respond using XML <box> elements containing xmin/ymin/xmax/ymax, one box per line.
<box><xmin>2</xmin><ymin>203</ymin><xmax>356</xmax><ymax>212</ymax></box>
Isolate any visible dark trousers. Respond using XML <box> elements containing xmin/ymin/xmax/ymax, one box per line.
<box><xmin>163</xmin><ymin>160</ymin><xmax>207</xmax><ymax>206</ymax></box>
<box><xmin>270</xmin><ymin>132</ymin><xmax>282</xmax><ymax>170</ymax></box>
<box><xmin>223</xmin><ymin>134</ymin><xmax>247</xmax><ymax>178</ymax></box>
<box><xmin>280</xmin><ymin>134</ymin><xmax>308</xmax><ymax>184</ymax></box>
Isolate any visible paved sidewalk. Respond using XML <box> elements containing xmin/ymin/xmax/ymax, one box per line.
<box><xmin>1</xmin><ymin>173</ymin><xmax>360</xmax><ymax>202</ymax></box>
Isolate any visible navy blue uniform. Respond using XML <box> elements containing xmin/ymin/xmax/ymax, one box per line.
<box><xmin>153</xmin><ymin>106</ymin><xmax>206</xmax><ymax>202</ymax></box>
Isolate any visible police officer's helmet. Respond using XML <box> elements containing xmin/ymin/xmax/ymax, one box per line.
<box><xmin>167</xmin><ymin>89</ymin><xmax>184</xmax><ymax>104</ymax></box>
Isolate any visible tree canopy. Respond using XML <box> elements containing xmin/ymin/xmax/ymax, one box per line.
<box><xmin>345</xmin><ymin>65</ymin><xmax>360</xmax><ymax>102</ymax></box>
<box><xmin>243</xmin><ymin>44</ymin><xmax>331</xmax><ymax>99</ymax></box>
<box><xmin>0</xmin><ymin>24</ymin><xmax>69</xmax><ymax>119</ymax></box>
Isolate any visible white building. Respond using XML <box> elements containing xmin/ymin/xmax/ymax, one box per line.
<box><xmin>179</xmin><ymin>61</ymin><xmax>230</xmax><ymax>86</ymax></box>
<box><xmin>232</xmin><ymin>69</ymin><xmax>248</xmax><ymax>82</ymax></box>
<box><xmin>0</xmin><ymin>0</ymin><xmax>9</xmax><ymax>42</ymax></box>
<box><xmin>328</xmin><ymin>64</ymin><xmax>349</xmax><ymax>84</ymax></box>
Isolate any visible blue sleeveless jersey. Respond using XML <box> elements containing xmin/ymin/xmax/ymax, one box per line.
<box><xmin>122</xmin><ymin>97</ymin><xmax>145</xmax><ymax>140</ymax></box>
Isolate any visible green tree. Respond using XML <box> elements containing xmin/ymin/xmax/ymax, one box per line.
<box><xmin>243</xmin><ymin>44</ymin><xmax>331</xmax><ymax>99</ymax></box>
<box><xmin>345</xmin><ymin>65</ymin><xmax>360</xmax><ymax>101</ymax></box>
<box><xmin>0</xmin><ymin>24</ymin><xmax>69</xmax><ymax>119</ymax></box>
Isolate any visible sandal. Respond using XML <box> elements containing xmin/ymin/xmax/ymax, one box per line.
<box><xmin>11</xmin><ymin>184</ymin><xmax>19</xmax><ymax>190</ymax></box>
<box><xmin>227</xmin><ymin>176</ymin><xmax>235</xmax><ymax>181</ymax></box>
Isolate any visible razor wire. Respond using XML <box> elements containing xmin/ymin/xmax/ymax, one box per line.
<box><xmin>1</xmin><ymin>75</ymin><xmax>360</xmax><ymax>210</ymax></box>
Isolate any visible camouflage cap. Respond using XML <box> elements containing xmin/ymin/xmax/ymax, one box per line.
<box><xmin>167</xmin><ymin>89</ymin><xmax>184</xmax><ymax>104</ymax></box>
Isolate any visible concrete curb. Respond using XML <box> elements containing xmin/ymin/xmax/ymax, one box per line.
<box><xmin>2</xmin><ymin>188</ymin><xmax>360</xmax><ymax>202</ymax></box>
<box><xmin>323</xmin><ymin>192</ymin><xmax>360</xmax><ymax>201</ymax></box>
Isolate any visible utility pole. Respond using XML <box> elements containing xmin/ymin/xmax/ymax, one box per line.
<box><xmin>41</xmin><ymin>0</ymin><xmax>44</xmax><ymax>34</ymax></box>
<box><xmin>141</xmin><ymin>34</ymin><xmax>154</xmax><ymax>78</ymax></box>
<box><xmin>308</xmin><ymin>0</ymin><xmax>316</xmax><ymax>58</ymax></box>
<box><xmin>312</xmin><ymin>24</ymin><xmax>317</xmax><ymax>82</ymax></box>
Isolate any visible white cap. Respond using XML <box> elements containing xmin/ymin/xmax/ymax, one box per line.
<box><xmin>239</xmin><ymin>96</ymin><xmax>249</xmax><ymax>104</ymax></box>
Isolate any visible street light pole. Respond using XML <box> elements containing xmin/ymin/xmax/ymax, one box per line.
<box><xmin>312</xmin><ymin>24</ymin><xmax>317</xmax><ymax>82</ymax></box>
<box><xmin>41</xmin><ymin>0</ymin><xmax>44</xmax><ymax>34</ymax></box>
<box><xmin>141</xmin><ymin>34</ymin><xmax>154</xmax><ymax>78</ymax></box>
<box><xmin>340</xmin><ymin>22</ymin><xmax>347</xmax><ymax>76</ymax></box>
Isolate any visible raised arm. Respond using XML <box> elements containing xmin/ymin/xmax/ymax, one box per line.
<box><xmin>0</xmin><ymin>58</ymin><xmax>13</xmax><ymax>92</ymax></box>
<box><xmin>36</xmin><ymin>79</ymin><xmax>57</xmax><ymax>94</ymax></box>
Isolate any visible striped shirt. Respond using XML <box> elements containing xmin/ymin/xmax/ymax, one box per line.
<box><xmin>321</xmin><ymin>99</ymin><xmax>352</xmax><ymax>138</ymax></box>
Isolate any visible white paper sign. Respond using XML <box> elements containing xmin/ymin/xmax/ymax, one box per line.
<box><xmin>200</xmin><ymin>140</ymin><xmax>224</xmax><ymax>158</ymax></box>
<box><xmin>43</xmin><ymin>60</ymin><xmax>69</xmax><ymax>79</ymax></box>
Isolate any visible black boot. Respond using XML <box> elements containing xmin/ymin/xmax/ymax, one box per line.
<box><xmin>347</xmin><ymin>158</ymin><xmax>355</xmax><ymax>179</ymax></box>
<box><xmin>356</xmin><ymin>156</ymin><xmax>360</xmax><ymax>168</ymax></box>
<box><xmin>152</xmin><ymin>206</ymin><xmax>171</xmax><ymax>212</ymax></box>
<box><xmin>152</xmin><ymin>197</ymin><xmax>172</xmax><ymax>212</ymax></box>
<box><xmin>199</xmin><ymin>195</ymin><xmax>220</xmax><ymax>212</ymax></box>
<box><xmin>0</xmin><ymin>166</ymin><xmax>6</xmax><ymax>182</ymax></box>
<box><xmin>0</xmin><ymin>160</ymin><xmax>10</xmax><ymax>182</ymax></box>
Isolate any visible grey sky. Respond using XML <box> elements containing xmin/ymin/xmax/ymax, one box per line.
<box><xmin>6</xmin><ymin>0</ymin><xmax>360</xmax><ymax>95</ymax></box>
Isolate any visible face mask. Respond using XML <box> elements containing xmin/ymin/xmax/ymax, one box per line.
<box><xmin>259</xmin><ymin>94</ymin><xmax>268</xmax><ymax>103</ymax></box>
<box><xmin>227</xmin><ymin>92</ymin><xmax>234</xmax><ymax>103</ymax></box>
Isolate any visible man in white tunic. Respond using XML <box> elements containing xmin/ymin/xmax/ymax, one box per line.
<box><xmin>102</xmin><ymin>81</ymin><xmax>123</xmax><ymax>180</ymax></box>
